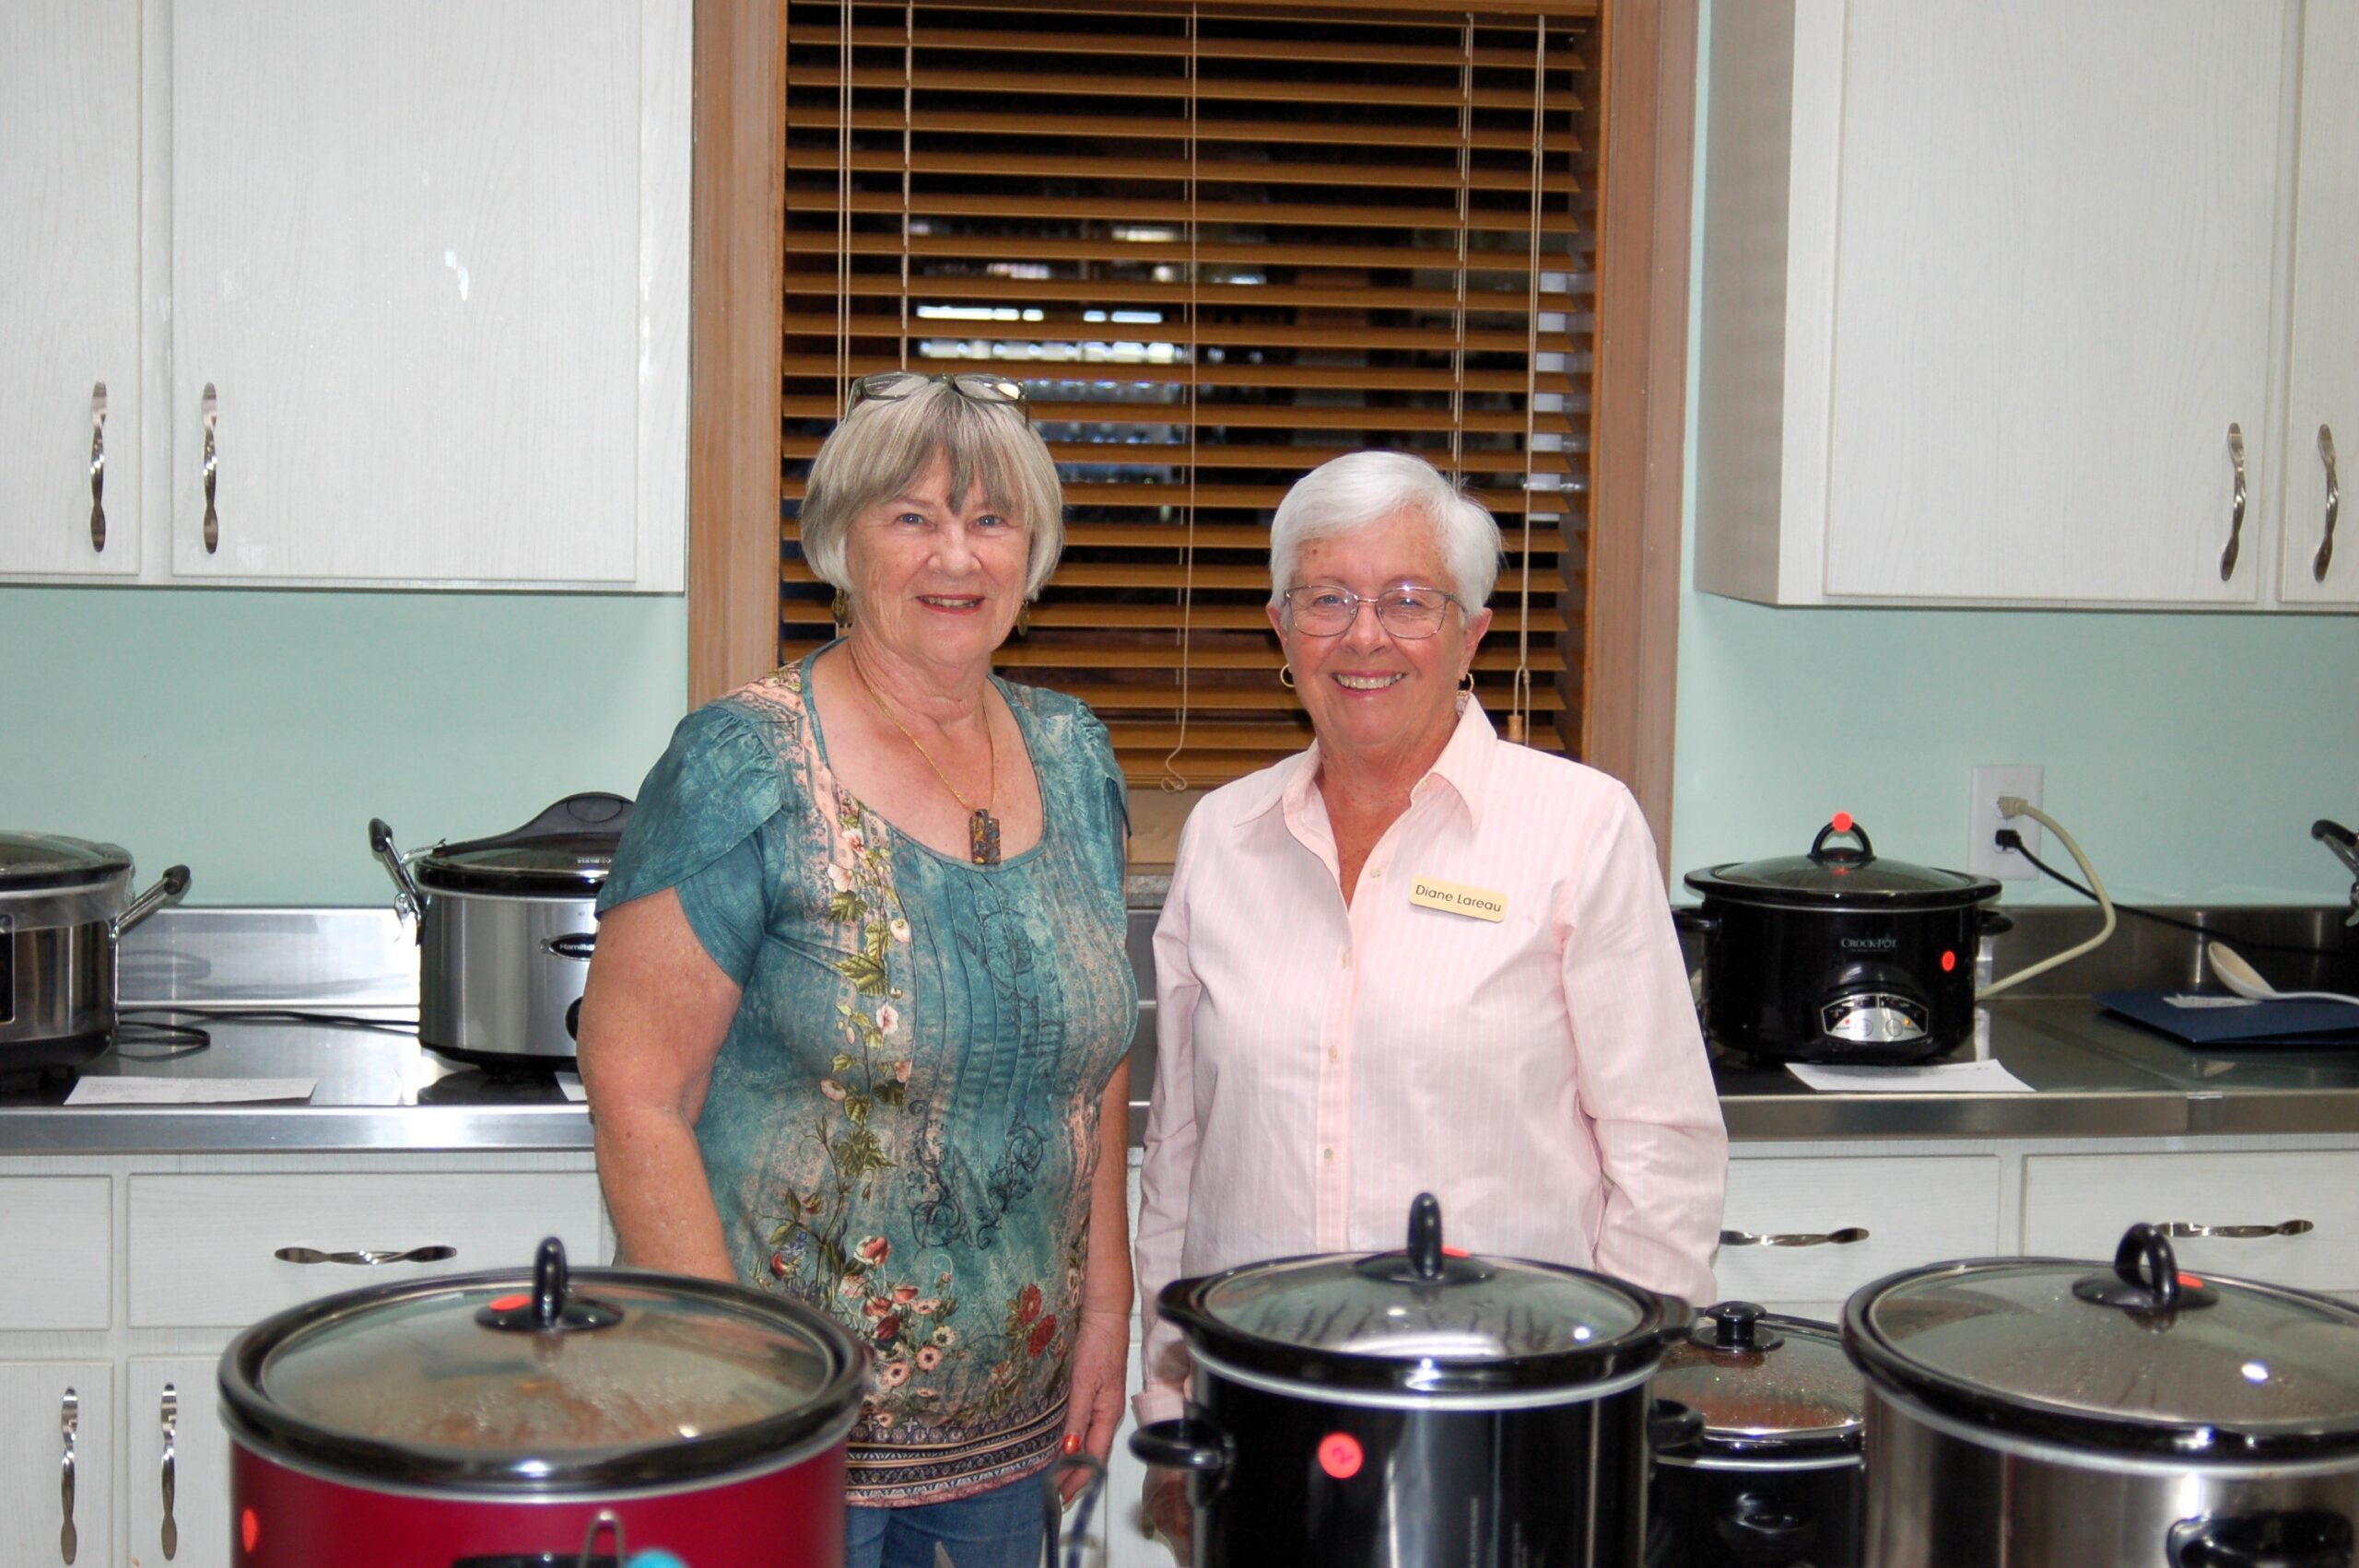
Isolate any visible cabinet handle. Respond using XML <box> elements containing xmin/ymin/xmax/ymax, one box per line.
<box><xmin>2220</xmin><ymin>422</ymin><xmax>2247</xmax><ymax>580</ymax></box>
<box><xmin>2161</xmin><ymin>1218</ymin><xmax>2313</xmax><ymax>1240</ymax></box>
<box><xmin>88</xmin><ymin>383</ymin><xmax>107</xmax><ymax>553</ymax></box>
<box><xmin>1719</xmin><ymin>1226</ymin><xmax>1870</xmax><ymax>1247</ymax></box>
<box><xmin>59</xmin><ymin>1388</ymin><xmax>78</xmax><ymax>1566</ymax></box>
<box><xmin>159</xmin><ymin>1384</ymin><xmax>179</xmax><ymax>1562</ymax></box>
<box><xmin>273</xmin><ymin>1244</ymin><xmax>457</xmax><ymax>1266</ymax></box>
<box><xmin>2316</xmin><ymin>426</ymin><xmax>2341</xmax><ymax>582</ymax></box>
<box><xmin>200</xmin><ymin>381</ymin><xmax>219</xmax><ymax>554</ymax></box>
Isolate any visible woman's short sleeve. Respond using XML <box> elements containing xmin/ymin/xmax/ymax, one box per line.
<box><xmin>597</xmin><ymin>703</ymin><xmax>788</xmax><ymax>987</ymax></box>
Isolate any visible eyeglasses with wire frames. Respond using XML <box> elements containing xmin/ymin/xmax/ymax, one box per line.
<box><xmin>847</xmin><ymin>370</ymin><xmax>1029</xmax><ymax>425</ymax></box>
<box><xmin>1280</xmin><ymin>582</ymin><xmax>1463</xmax><ymax>639</ymax></box>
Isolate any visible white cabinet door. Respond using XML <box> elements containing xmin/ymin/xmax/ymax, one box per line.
<box><xmin>1820</xmin><ymin>0</ymin><xmax>2285</xmax><ymax>604</ymax></box>
<box><xmin>166</xmin><ymin>0</ymin><xmax>668</xmax><ymax>587</ymax></box>
<box><xmin>0</xmin><ymin>1363</ymin><xmax>111</xmax><ymax>1568</ymax></box>
<box><xmin>0</xmin><ymin>0</ymin><xmax>141</xmax><ymax>579</ymax></box>
<box><xmin>2279</xmin><ymin>3</ymin><xmax>2359</xmax><ymax>606</ymax></box>
<box><xmin>129</xmin><ymin>1359</ymin><xmax>231</xmax><ymax>1568</ymax></box>
<box><xmin>1717</xmin><ymin>1153</ymin><xmax>2001</xmax><ymax>1320</ymax></box>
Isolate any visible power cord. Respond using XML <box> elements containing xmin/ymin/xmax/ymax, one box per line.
<box><xmin>1977</xmin><ymin>797</ymin><xmax>2117</xmax><ymax>999</ymax></box>
<box><xmin>117</xmin><ymin>1007</ymin><xmax>417</xmax><ymax>1036</ymax></box>
<box><xmin>2000</xmin><ymin>837</ymin><xmax>2348</xmax><ymax>959</ymax></box>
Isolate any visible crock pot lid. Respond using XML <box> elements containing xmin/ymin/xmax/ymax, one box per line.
<box><xmin>1652</xmin><ymin>1304</ymin><xmax>1864</xmax><ymax>1451</ymax></box>
<box><xmin>252</xmin><ymin>1270</ymin><xmax>848</xmax><ymax>1457</ymax></box>
<box><xmin>414</xmin><ymin>793</ymin><xmax>631</xmax><ymax>892</ymax></box>
<box><xmin>1685</xmin><ymin>827</ymin><xmax>1997</xmax><ymax>907</ymax></box>
<box><xmin>1851</xmin><ymin>1246</ymin><xmax>2359</xmax><ymax>1449</ymax></box>
<box><xmin>0</xmin><ymin>832</ymin><xmax>132</xmax><ymax>890</ymax></box>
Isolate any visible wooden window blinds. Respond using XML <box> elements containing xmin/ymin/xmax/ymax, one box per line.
<box><xmin>781</xmin><ymin>0</ymin><xmax>1599</xmax><ymax>788</ymax></box>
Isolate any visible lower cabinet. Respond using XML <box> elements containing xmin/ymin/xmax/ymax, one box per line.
<box><xmin>0</xmin><ymin>1361</ymin><xmax>111</xmax><ymax>1568</ymax></box>
<box><xmin>2022</xmin><ymin>1148</ymin><xmax>2359</xmax><ymax>1293</ymax></box>
<box><xmin>128</xmin><ymin>1358</ymin><xmax>229</xmax><ymax>1568</ymax></box>
<box><xmin>1715</xmin><ymin>1153</ymin><xmax>2002</xmax><ymax>1321</ymax></box>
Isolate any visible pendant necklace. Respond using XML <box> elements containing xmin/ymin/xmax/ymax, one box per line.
<box><xmin>847</xmin><ymin>651</ymin><xmax>1002</xmax><ymax>865</ymax></box>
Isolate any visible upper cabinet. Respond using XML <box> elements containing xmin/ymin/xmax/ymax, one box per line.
<box><xmin>1695</xmin><ymin>1</ymin><xmax>2353</xmax><ymax>612</ymax></box>
<box><xmin>0</xmin><ymin>1</ymin><xmax>142</xmax><ymax>579</ymax></box>
<box><xmin>2279</xmin><ymin>3</ymin><xmax>2359</xmax><ymax>606</ymax></box>
<box><xmin>0</xmin><ymin>0</ymin><xmax>687</xmax><ymax>591</ymax></box>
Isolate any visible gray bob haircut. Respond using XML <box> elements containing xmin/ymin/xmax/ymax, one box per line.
<box><xmin>1268</xmin><ymin>451</ymin><xmax>1503</xmax><ymax>609</ymax></box>
<box><xmin>798</xmin><ymin>380</ymin><xmax>1065</xmax><ymax>600</ymax></box>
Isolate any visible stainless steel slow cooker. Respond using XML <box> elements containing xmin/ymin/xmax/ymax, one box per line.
<box><xmin>1679</xmin><ymin>814</ymin><xmax>2007</xmax><ymax>1064</ymax></box>
<box><xmin>1650</xmin><ymin>1302</ymin><xmax>1865</xmax><ymax>1568</ymax></box>
<box><xmin>0</xmin><ymin>832</ymin><xmax>189</xmax><ymax>1071</ymax></box>
<box><xmin>1132</xmin><ymin>1193</ymin><xmax>1690</xmax><ymax>1566</ymax></box>
<box><xmin>1844</xmin><ymin>1223</ymin><xmax>2359</xmax><ymax>1568</ymax></box>
<box><xmin>220</xmin><ymin>1236</ymin><xmax>866</xmax><ymax>1567</ymax></box>
<box><xmin>370</xmin><ymin>793</ymin><xmax>630</xmax><ymax>1071</ymax></box>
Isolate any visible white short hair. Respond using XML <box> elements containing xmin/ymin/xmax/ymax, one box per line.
<box><xmin>799</xmin><ymin>381</ymin><xmax>1065</xmax><ymax>600</ymax></box>
<box><xmin>1267</xmin><ymin>451</ymin><xmax>1502</xmax><ymax>609</ymax></box>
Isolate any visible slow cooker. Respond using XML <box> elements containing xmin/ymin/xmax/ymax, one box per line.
<box><xmin>0</xmin><ymin>831</ymin><xmax>189</xmax><ymax>1072</ymax></box>
<box><xmin>1650</xmin><ymin>1301</ymin><xmax>1865</xmax><ymax>1567</ymax></box>
<box><xmin>219</xmin><ymin>1236</ymin><xmax>866</xmax><ymax>1567</ymax></box>
<box><xmin>1680</xmin><ymin>814</ymin><xmax>2006</xmax><ymax>1063</ymax></box>
<box><xmin>1131</xmin><ymin>1193</ymin><xmax>1690</xmax><ymax>1566</ymax></box>
<box><xmin>1844</xmin><ymin>1222</ymin><xmax>2359</xmax><ymax>1568</ymax></box>
<box><xmin>369</xmin><ymin>793</ymin><xmax>630</xmax><ymax>1071</ymax></box>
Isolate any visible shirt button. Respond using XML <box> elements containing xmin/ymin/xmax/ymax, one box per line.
<box><xmin>1327</xmin><ymin>1047</ymin><xmax>1339</xmax><ymax>1063</ymax></box>
<box><xmin>1341</xmin><ymin>949</ymin><xmax>1353</xmax><ymax>967</ymax></box>
<box><xmin>1367</xmin><ymin>867</ymin><xmax>1383</xmax><ymax>879</ymax></box>
<box><xmin>1322</xmin><ymin>1148</ymin><xmax>1335</xmax><ymax>1163</ymax></box>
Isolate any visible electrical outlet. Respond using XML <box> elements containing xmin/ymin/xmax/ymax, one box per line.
<box><xmin>1969</xmin><ymin>766</ymin><xmax>2045</xmax><ymax>880</ymax></box>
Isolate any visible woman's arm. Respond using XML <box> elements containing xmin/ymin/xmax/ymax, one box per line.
<box><xmin>1133</xmin><ymin>837</ymin><xmax>1203</xmax><ymax>1427</ymax></box>
<box><xmin>1060</xmin><ymin>1056</ymin><xmax>1134</xmax><ymax>1499</ymax></box>
<box><xmin>576</xmin><ymin>888</ymin><xmax>744</xmax><ymax>1281</ymax></box>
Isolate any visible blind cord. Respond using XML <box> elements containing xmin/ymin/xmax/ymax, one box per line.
<box><xmin>1159</xmin><ymin>6</ymin><xmax>1202</xmax><ymax>794</ymax></box>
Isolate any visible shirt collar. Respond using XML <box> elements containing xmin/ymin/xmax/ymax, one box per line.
<box><xmin>1245</xmin><ymin>695</ymin><xmax>1501</xmax><ymax>832</ymax></box>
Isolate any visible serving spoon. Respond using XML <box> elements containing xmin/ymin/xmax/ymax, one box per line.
<box><xmin>2206</xmin><ymin>940</ymin><xmax>2359</xmax><ymax>1008</ymax></box>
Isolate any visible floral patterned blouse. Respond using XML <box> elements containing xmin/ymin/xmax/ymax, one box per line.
<box><xmin>598</xmin><ymin>649</ymin><xmax>1136</xmax><ymax>1505</ymax></box>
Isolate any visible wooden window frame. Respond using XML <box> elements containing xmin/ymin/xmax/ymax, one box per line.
<box><xmin>687</xmin><ymin>0</ymin><xmax>1696</xmax><ymax>862</ymax></box>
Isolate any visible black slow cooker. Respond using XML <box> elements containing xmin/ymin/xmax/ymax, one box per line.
<box><xmin>1131</xmin><ymin>1193</ymin><xmax>1689</xmax><ymax>1566</ymax></box>
<box><xmin>1680</xmin><ymin>815</ymin><xmax>2006</xmax><ymax>1064</ymax></box>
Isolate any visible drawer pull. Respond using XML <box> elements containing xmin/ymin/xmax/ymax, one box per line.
<box><xmin>201</xmin><ymin>383</ymin><xmax>220</xmax><ymax>554</ymax></box>
<box><xmin>2220</xmin><ymin>421</ymin><xmax>2247</xmax><ymax>579</ymax></box>
<box><xmin>274</xmin><ymin>1244</ymin><xmax>458</xmax><ymax>1266</ymax></box>
<box><xmin>2318</xmin><ymin>425</ymin><xmax>2341</xmax><ymax>582</ymax></box>
<box><xmin>160</xmin><ymin>1384</ymin><xmax>179</xmax><ymax>1562</ymax></box>
<box><xmin>60</xmin><ymin>1388</ymin><xmax>78</xmax><ymax>1566</ymax></box>
<box><xmin>1719</xmin><ymin>1226</ymin><xmax>1869</xmax><ymax>1248</ymax></box>
<box><xmin>88</xmin><ymin>383</ymin><xmax>108</xmax><ymax>553</ymax></box>
<box><xmin>2161</xmin><ymin>1219</ymin><xmax>2314</xmax><ymax>1241</ymax></box>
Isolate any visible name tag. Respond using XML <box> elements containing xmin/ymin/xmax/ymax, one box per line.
<box><xmin>1408</xmin><ymin>876</ymin><xmax>1508</xmax><ymax>922</ymax></box>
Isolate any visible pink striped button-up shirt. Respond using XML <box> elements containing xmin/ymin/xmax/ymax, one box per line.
<box><xmin>1133</xmin><ymin>699</ymin><xmax>1727</xmax><ymax>1425</ymax></box>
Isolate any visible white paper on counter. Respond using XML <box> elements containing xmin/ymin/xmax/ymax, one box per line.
<box><xmin>65</xmin><ymin>1077</ymin><xmax>317</xmax><ymax>1106</ymax></box>
<box><xmin>555</xmin><ymin>1072</ymin><xmax>588</xmax><ymax>1103</ymax></box>
<box><xmin>1785</xmin><ymin>1059</ymin><xmax>2033</xmax><ymax>1094</ymax></box>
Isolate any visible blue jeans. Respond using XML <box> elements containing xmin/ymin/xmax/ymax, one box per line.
<box><xmin>843</xmin><ymin>1474</ymin><xmax>1047</xmax><ymax>1568</ymax></box>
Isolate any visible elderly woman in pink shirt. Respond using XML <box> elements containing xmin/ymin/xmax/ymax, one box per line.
<box><xmin>1132</xmin><ymin>451</ymin><xmax>1728</xmax><ymax>1547</ymax></box>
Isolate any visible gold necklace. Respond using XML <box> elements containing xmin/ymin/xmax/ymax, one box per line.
<box><xmin>846</xmin><ymin>650</ymin><xmax>1002</xmax><ymax>866</ymax></box>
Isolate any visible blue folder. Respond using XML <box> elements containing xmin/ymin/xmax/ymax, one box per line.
<box><xmin>2095</xmin><ymin>990</ymin><xmax>2359</xmax><ymax>1047</ymax></box>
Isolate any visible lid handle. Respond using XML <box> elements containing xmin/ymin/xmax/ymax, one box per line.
<box><xmin>1808</xmin><ymin>814</ymin><xmax>1875</xmax><ymax>865</ymax></box>
<box><xmin>1406</xmin><ymin>1192</ymin><xmax>1445</xmax><ymax>1282</ymax></box>
<box><xmin>1699</xmin><ymin>1300</ymin><xmax>1785</xmax><ymax>1352</ymax></box>
<box><xmin>533</xmin><ymin>1236</ymin><xmax>569</xmax><ymax>1330</ymax></box>
<box><xmin>475</xmin><ymin>1236</ymin><xmax>625</xmax><ymax>1334</ymax></box>
<box><xmin>2072</xmin><ymin>1222</ymin><xmax>2218</xmax><ymax>1315</ymax></box>
<box><xmin>436</xmin><ymin>792</ymin><xmax>636</xmax><ymax>858</ymax></box>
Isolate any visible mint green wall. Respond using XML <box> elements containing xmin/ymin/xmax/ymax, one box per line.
<box><xmin>1669</xmin><ymin>1</ymin><xmax>2359</xmax><ymax>908</ymax></box>
<box><xmin>0</xmin><ymin>588</ymin><xmax>688</xmax><ymax>905</ymax></box>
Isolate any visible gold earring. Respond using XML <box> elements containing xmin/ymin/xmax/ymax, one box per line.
<box><xmin>1278</xmin><ymin>662</ymin><xmax>1296</xmax><ymax>690</ymax></box>
<box><xmin>1015</xmin><ymin>602</ymin><xmax>1032</xmax><ymax>638</ymax></box>
<box><xmin>830</xmin><ymin>589</ymin><xmax>853</xmax><ymax>629</ymax></box>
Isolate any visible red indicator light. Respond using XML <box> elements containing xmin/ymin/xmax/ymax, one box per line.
<box><xmin>1832</xmin><ymin>812</ymin><xmax>1854</xmax><ymax>833</ymax></box>
<box><xmin>2179</xmin><ymin>1272</ymin><xmax>2206</xmax><ymax>1290</ymax></box>
<box><xmin>1941</xmin><ymin>950</ymin><xmax>1956</xmax><ymax>973</ymax></box>
<box><xmin>241</xmin><ymin>1508</ymin><xmax>261</xmax><ymax>1553</ymax></box>
<box><xmin>1318</xmin><ymin>1432</ymin><xmax>1364</xmax><ymax>1480</ymax></box>
<box><xmin>1442</xmin><ymin>1246</ymin><xmax>1470</xmax><ymax>1258</ymax></box>
<box><xmin>489</xmin><ymin>1293</ymin><xmax>531</xmax><ymax>1311</ymax></box>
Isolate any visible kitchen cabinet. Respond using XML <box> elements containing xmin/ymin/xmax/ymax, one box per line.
<box><xmin>2022</xmin><ymin>1148</ymin><xmax>2359</xmax><ymax>1293</ymax></box>
<box><xmin>1715</xmin><ymin>1153</ymin><xmax>2001</xmax><ymax>1322</ymax></box>
<box><xmin>1694</xmin><ymin>0</ymin><xmax>2338</xmax><ymax>610</ymax></box>
<box><xmin>2277</xmin><ymin>3</ymin><xmax>2359</xmax><ymax>606</ymax></box>
<box><xmin>128</xmin><ymin>1359</ymin><xmax>228</xmax><ymax>1568</ymax></box>
<box><xmin>0</xmin><ymin>0</ymin><xmax>142</xmax><ymax>579</ymax></box>
<box><xmin>0</xmin><ymin>1363</ymin><xmax>112</xmax><ymax>1568</ymax></box>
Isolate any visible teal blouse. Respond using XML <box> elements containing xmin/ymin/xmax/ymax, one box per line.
<box><xmin>599</xmin><ymin>650</ymin><xmax>1136</xmax><ymax>1505</ymax></box>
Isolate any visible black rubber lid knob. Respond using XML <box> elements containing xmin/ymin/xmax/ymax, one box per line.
<box><xmin>1407</xmin><ymin>1192</ymin><xmax>1445</xmax><ymax>1282</ymax></box>
<box><xmin>1712</xmin><ymin>1300</ymin><xmax>1765</xmax><ymax>1348</ymax></box>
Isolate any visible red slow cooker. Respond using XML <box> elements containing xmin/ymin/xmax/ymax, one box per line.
<box><xmin>218</xmin><ymin>1238</ymin><xmax>866</xmax><ymax>1567</ymax></box>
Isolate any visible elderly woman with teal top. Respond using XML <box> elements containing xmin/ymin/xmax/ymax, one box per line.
<box><xmin>577</xmin><ymin>372</ymin><xmax>1138</xmax><ymax>1568</ymax></box>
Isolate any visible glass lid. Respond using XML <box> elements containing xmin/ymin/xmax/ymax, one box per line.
<box><xmin>1847</xmin><ymin>1224</ymin><xmax>2359</xmax><ymax>1457</ymax></box>
<box><xmin>1164</xmin><ymin>1195</ymin><xmax>1677</xmax><ymax>1395</ymax></box>
<box><xmin>414</xmin><ymin>793</ymin><xmax>632</xmax><ymax>894</ymax></box>
<box><xmin>1684</xmin><ymin>814</ymin><xmax>1998</xmax><ymax>907</ymax></box>
<box><xmin>223</xmin><ymin>1239</ymin><xmax>864</xmax><ymax>1490</ymax></box>
<box><xmin>1653</xmin><ymin>1303</ymin><xmax>1864</xmax><ymax>1455</ymax></box>
<box><xmin>0</xmin><ymin>832</ymin><xmax>131</xmax><ymax>891</ymax></box>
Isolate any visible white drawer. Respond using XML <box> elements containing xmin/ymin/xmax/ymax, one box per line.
<box><xmin>2023</xmin><ymin>1150</ymin><xmax>2359</xmax><ymax>1293</ymax></box>
<box><xmin>127</xmin><ymin>1172</ymin><xmax>603</xmax><ymax>1328</ymax></box>
<box><xmin>0</xmin><ymin>1176</ymin><xmax>111</xmax><ymax>1328</ymax></box>
<box><xmin>1715</xmin><ymin>1153</ymin><xmax>2001</xmax><ymax>1318</ymax></box>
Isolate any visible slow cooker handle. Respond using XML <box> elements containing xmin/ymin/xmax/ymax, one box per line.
<box><xmin>1131</xmin><ymin>1419</ymin><xmax>1234</xmax><ymax>1482</ymax></box>
<box><xmin>2166</xmin><ymin>1511</ymin><xmax>2353</xmax><ymax>1568</ymax></box>
<box><xmin>111</xmin><ymin>865</ymin><xmax>191</xmax><ymax>942</ymax></box>
<box><xmin>368</xmin><ymin>818</ymin><xmax>426</xmax><ymax>925</ymax></box>
<box><xmin>1808</xmin><ymin>814</ymin><xmax>1875</xmax><ymax>865</ymax></box>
